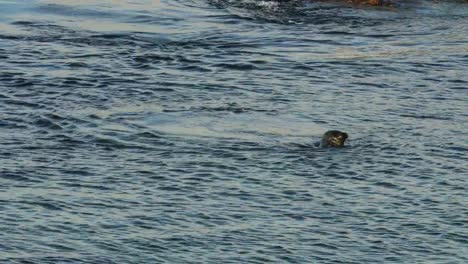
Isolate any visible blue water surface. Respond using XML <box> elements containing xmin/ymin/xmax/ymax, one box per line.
<box><xmin>0</xmin><ymin>0</ymin><xmax>467</xmax><ymax>263</ymax></box>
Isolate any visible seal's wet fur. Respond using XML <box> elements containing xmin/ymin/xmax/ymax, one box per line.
<box><xmin>320</xmin><ymin>130</ymin><xmax>348</xmax><ymax>147</ymax></box>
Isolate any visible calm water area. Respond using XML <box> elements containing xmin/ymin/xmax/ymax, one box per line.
<box><xmin>0</xmin><ymin>0</ymin><xmax>467</xmax><ymax>263</ymax></box>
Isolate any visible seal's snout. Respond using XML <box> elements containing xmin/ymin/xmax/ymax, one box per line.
<box><xmin>342</xmin><ymin>132</ymin><xmax>349</xmax><ymax>140</ymax></box>
<box><xmin>321</xmin><ymin>130</ymin><xmax>349</xmax><ymax>148</ymax></box>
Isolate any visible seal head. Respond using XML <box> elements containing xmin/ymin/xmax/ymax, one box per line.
<box><xmin>320</xmin><ymin>130</ymin><xmax>348</xmax><ymax>147</ymax></box>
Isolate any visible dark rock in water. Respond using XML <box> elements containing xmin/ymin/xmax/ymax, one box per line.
<box><xmin>347</xmin><ymin>0</ymin><xmax>387</xmax><ymax>6</ymax></box>
<box><xmin>273</xmin><ymin>0</ymin><xmax>395</xmax><ymax>7</ymax></box>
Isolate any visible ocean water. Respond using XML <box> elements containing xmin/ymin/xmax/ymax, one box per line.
<box><xmin>0</xmin><ymin>0</ymin><xmax>467</xmax><ymax>263</ymax></box>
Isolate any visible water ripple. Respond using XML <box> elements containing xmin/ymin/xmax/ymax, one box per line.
<box><xmin>0</xmin><ymin>0</ymin><xmax>467</xmax><ymax>263</ymax></box>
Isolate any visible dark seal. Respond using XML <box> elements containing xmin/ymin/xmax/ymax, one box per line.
<box><xmin>319</xmin><ymin>130</ymin><xmax>348</xmax><ymax>147</ymax></box>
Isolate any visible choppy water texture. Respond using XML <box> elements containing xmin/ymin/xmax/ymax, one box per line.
<box><xmin>1</xmin><ymin>0</ymin><xmax>467</xmax><ymax>263</ymax></box>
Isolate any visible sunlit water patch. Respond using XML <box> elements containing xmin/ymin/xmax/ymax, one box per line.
<box><xmin>1</xmin><ymin>0</ymin><xmax>467</xmax><ymax>263</ymax></box>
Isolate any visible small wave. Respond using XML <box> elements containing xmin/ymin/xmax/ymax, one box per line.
<box><xmin>32</xmin><ymin>116</ymin><xmax>63</xmax><ymax>130</ymax></box>
<box><xmin>213</xmin><ymin>62</ymin><xmax>258</xmax><ymax>70</ymax></box>
<box><xmin>34</xmin><ymin>3</ymin><xmax>116</xmax><ymax>19</ymax></box>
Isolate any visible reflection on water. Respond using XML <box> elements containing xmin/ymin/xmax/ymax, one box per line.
<box><xmin>1</xmin><ymin>0</ymin><xmax>467</xmax><ymax>263</ymax></box>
